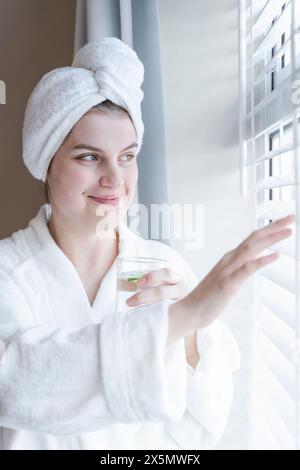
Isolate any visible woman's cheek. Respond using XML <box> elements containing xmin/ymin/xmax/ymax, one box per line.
<box><xmin>124</xmin><ymin>167</ymin><xmax>138</xmax><ymax>207</ymax></box>
<box><xmin>127</xmin><ymin>164</ymin><xmax>138</xmax><ymax>187</ymax></box>
<box><xmin>56</xmin><ymin>167</ymin><xmax>89</xmax><ymax>202</ymax></box>
<box><xmin>65</xmin><ymin>167</ymin><xmax>91</xmax><ymax>192</ymax></box>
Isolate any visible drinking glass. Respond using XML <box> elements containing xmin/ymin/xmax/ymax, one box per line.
<box><xmin>116</xmin><ymin>256</ymin><xmax>167</xmax><ymax>312</ymax></box>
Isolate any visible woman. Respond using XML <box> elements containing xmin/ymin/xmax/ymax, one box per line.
<box><xmin>0</xmin><ymin>37</ymin><xmax>293</xmax><ymax>450</ymax></box>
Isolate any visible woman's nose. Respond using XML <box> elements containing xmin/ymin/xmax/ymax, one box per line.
<box><xmin>99</xmin><ymin>165</ymin><xmax>123</xmax><ymax>189</ymax></box>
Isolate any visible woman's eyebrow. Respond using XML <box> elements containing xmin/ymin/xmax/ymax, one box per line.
<box><xmin>72</xmin><ymin>142</ymin><xmax>138</xmax><ymax>153</ymax></box>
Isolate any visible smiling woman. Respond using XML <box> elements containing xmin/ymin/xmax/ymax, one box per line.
<box><xmin>0</xmin><ymin>36</ymin><xmax>245</xmax><ymax>451</ymax></box>
<box><xmin>44</xmin><ymin>99</ymin><xmax>134</xmax><ymax>205</ymax></box>
<box><xmin>45</xmin><ymin>103</ymin><xmax>139</xmax><ymax>250</ymax></box>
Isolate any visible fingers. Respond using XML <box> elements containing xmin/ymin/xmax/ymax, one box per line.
<box><xmin>228</xmin><ymin>227</ymin><xmax>292</xmax><ymax>273</ymax></box>
<box><xmin>126</xmin><ymin>283</ymin><xmax>186</xmax><ymax>307</ymax></box>
<box><xmin>250</xmin><ymin>227</ymin><xmax>292</xmax><ymax>253</ymax></box>
<box><xmin>126</xmin><ymin>267</ymin><xmax>186</xmax><ymax>308</ymax></box>
<box><xmin>234</xmin><ymin>214</ymin><xmax>294</xmax><ymax>255</ymax></box>
<box><xmin>228</xmin><ymin>251</ymin><xmax>280</xmax><ymax>287</ymax></box>
<box><xmin>223</xmin><ymin>214</ymin><xmax>294</xmax><ymax>274</ymax></box>
<box><xmin>240</xmin><ymin>213</ymin><xmax>295</xmax><ymax>248</ymax></box>
<box><xmin>136</xmin><ymin>267</ymin><xmax>182</xmax><ymax>287</ymax></box>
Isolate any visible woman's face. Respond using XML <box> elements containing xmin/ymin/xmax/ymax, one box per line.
<box><xmin>46</xmin><ymin>109</ymin><xmax>138</xmax><ymax>231</ymax></box>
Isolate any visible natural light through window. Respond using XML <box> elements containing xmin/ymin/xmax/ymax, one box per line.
<box><xmin>239</xmin><ymin>0</ymin><xmax>300</xmax><ymax>449</ymax></box>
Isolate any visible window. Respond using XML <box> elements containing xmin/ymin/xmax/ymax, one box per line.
<box><xmin>239</xmin><ymin>0</ymin><xmax>300</xmax><ymax>449</ymax></box>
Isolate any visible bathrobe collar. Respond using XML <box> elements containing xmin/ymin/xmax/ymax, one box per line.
<box><xmin>25</xmin><ymin>204</ymin><xmax>147</xmax><ymax>316</ymax></box>
<box><xmin>28</xmin><ymin>203</ymin><xmax>144</xmax><ymax>258</ymax></box>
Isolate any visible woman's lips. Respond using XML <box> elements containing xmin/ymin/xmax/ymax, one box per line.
<box><xmin>88</xmin><ymin>196</ymin><xmax>120</xmax><ymax>206</ymax></box>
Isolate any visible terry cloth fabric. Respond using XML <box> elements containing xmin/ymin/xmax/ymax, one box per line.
<box><xmin>0</xmin><ymin>204</ymin><xmax>241</xmax><ymax>449</ymax></box>
<box><xmin>22</xmin><ymin>37</ymin><xmax>144</xmax><ymax>182</ymax></box>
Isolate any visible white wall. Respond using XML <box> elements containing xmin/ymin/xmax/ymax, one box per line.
<box><xmin>158</xmin><ymin>0</ymin><xmax>257</xmax><ymax>449</ymax></box>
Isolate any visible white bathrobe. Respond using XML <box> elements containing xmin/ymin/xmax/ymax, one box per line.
<box><xmin>0</xmin><ymin>204</ymin><xmax>241</xmax><ymax>450</ymax></box>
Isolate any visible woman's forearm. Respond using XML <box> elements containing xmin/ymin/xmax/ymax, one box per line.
<box><xmin>166</xmin><ymin>297</ymin><xmax>199</xmax><ymax>346</ymax></box>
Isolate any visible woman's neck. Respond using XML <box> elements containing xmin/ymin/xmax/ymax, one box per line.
<box><xmin>47</xmin><ymin>212</ymin><xmax>119</xmax><ymax>279</ymax></box>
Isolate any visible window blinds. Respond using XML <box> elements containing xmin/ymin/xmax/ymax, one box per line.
<box><xmin>239</xmin><ymin>0</ymin><xmax>300</xmax><ymax>449</ymax></box>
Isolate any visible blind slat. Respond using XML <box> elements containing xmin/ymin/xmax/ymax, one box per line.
<box><xmin>253</xmin><ymin>0</ymin><xmax>290</xmax><ymax>32</ymax></box>
<box><xmin>256</xmin><ymin>200</ymin><xmax>295</xmax><ymax>221</ymax></box>
<box><xmin>256</xmin><ymin>387</ymin><xmax>296</xmax><ymax>449</ymax></box>
<box><xmin>258</xmin><ymin>358</ymin><xmax>296</xmax><ymax>433</ymax></box>
<box><xmin>260</xmin><ymin>253</ymin><xmax>295</xmax><ymax>293</ymax></box>
<box><xmin>259</xmin><ymin>276</ymin><xmax>295</xmax><ymax>327</ymax></box>
<box><xmin>259</xmin><ymin>303</ymin><xmax>295</xmax><ymax>366</ymax></box>
<box><xmin>246</xmin><ymin>74</ymin><xmax>292</xmax><ymax>120</ymax></box>
<box><xmin>255</xmin><ymin>144</ymin><xmax>293</xmax><ymax>164</ymax></box>
<box><xmin>256</xmin><ymin>175</ymin><xmax>295</xmax><ymax>190</ymax></box>
<box><xmin>253</xmin><ymin>2</ymin><xmax>291</xmax><ymax>57</ymax></box>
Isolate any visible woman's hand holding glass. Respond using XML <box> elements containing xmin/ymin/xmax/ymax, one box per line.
<box><xmin>125</xmin><ymin>268</ymin><xmax>190</xmax><ymax>308</ymax></box>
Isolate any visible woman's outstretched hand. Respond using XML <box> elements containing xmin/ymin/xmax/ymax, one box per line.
<box><xmin>167</xmin><ymin>213</ymin><xmax>295</xmax><ymax>346</ymax></box>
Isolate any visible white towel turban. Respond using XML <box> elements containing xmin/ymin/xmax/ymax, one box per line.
<box><xmin>22</xmin><ymin>37</ymin><xmax>145</xmax><ymax>182</ymax></box>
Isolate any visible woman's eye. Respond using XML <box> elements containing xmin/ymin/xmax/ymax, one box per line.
<box><xmin>120</xmin><ymin>154</ymin><xmax>135</xmax><ymax>162</ymax></box>
<box><xmin>78</xmin><ymin>154</ymin><xmax>98</xmax><ymax>161</ymax></box>
<box><xmin>76</xmin><ymin>154</ymin><xmax>135</xmax><ymax>162</ymax></box>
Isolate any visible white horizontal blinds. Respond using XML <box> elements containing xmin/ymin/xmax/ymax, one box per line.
<box><xmin>290</xmin><ymin>0</ymin><xmax>300</xmax><ymax>451</ymax></box>
<box><xmin>239</xmin><ymin>0</ymin><xmax>300</xmax><ymax>449</ymax></box>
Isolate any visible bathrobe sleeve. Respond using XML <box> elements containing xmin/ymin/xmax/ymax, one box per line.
<box><xmin>0</xmin><ymin>267</ymin><xmax>188</xmax><ymax>436</ymax></box>
<box><xmin>160</xmin><ymin>251</ymin><xmax>241</xmax><ymax>450</ymax></box>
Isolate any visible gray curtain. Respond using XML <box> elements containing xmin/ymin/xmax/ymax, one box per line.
<box><xmin>74</xmin><ymin>0</ymin><xmax>169</xmax><ymax>244</ymax></box>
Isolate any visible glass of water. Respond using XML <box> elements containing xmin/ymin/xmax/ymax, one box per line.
<box><xmin>116</xmin><ymin>256</ymin><xmax>167</xmax><ymax>312</ymax></box>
